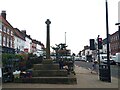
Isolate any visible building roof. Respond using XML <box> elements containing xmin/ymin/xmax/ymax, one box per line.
<box><xmin>0</xmin><ymin>16</ymin><xmax>14</xmax><ymax>29</ymax></box>
<box><xmin>0</xmin><ymin>14</ymin><xmax>45</xmax><ymax>48</ymax></box>
<box><xmin>26</xmin><ymin>34</ymin><xmax>32</xmax><ymax>40</ymax></box>
<box><xmin>14</xmin><ymin>28</ymin><xmax>25</xmax><ymax>41</ymax></box>
<box><xmin>110</xmin><ymin>30</ymin><xmax>119</xmax><ymax>37</ymax></box>
<box><xmin>84</xmin><ymin>45</ymin><xmax>90</xmax><ymax>50</ymax></box>
<box><xmin>103</xmin><ymin>34</ymin><xmax>111</xmax><ymax>45</ymax></box>
<box><xmin>32</xmin><ymin>39</ymin><xmax>44</xmax><ymax>46</ymax></box>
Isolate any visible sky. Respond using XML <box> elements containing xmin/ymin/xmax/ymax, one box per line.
<box><xmin>0</xmin><ymin>0</ymin><xmax>119</xmax><ymax>54</ymax></box>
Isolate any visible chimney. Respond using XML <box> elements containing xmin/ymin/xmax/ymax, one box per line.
<box><xmin>1</xmin><ymin>10</ymin><xmax>6</xmax><ymax>20</ymax></box>
<box><xmin>21</xmin><ymin>30</ymin><xmax>26</xmax><ymax>35</ymax></box>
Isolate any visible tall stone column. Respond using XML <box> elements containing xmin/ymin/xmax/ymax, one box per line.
<box><xmin>45</xmin><ymin>19</ymin><xmax>51</xmax><ymax>59</ymax></box>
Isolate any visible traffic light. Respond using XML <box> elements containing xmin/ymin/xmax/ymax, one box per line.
<box><xmin>90</xmin><ymin>39</ymin><xmax>95</xmax><ymax>50</ymax></box>
<box><xmin>98</xmin><ymin>38</ymin><xmax>103</xmax><ymax>49</ymax></box>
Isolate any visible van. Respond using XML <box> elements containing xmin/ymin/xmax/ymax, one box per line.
<box><xmin>97</xmin><ymin>54</ymin><xmax>112</xmax><ymax>63</ymax></box>
<box><xmin>115</xmin><ymin>53</ymin><xmax>120</xmax><ymax>66</ymax></box>
<box><xmin>74</xmin><ymin>56</ymin><xmax>80</xmax><ymax>61</ymax></box>
<box><xmin>81</xmin><ymin>56</ymin><xmax>86</xmax><ymax>61</ymax></box>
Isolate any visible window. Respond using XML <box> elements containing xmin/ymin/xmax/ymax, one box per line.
<box><xmin>3</xmin><ymin>35</ymin><xmax>6</xmax><ymax>46</ymax></box>
<box><xmin>10</xmin><ymin>38</ymin><xmax>13</xmax><ymax>48</ymax></box>
<box><xmin>9</xmin><ymin>38</ymin><xmax>11</xmax><ymax>47</ymax></box>
<box><xmin>3</xmin><ymin>26</ymin><xmax>6</xmax><ymax>33</ymax></box>
<box><xmin>7</xmin><ymin>28</ymin><xmax>9</xmax><ymax>34</ymax></box>
<box><xmin>0</xmin><ymin>33</ymin><xmax>1</xmax><ymax>46</ymax></box>
<box><xmin>11</xmin><ymin>40</ymin><xmax>12</xmax><ymax>48</ymax></box>
<box><xmin>116</xmin><ymin>36</ymin><xmax>118</xmax><ymax>41</ymax></box>
<box><xmin>11</xmin><ymin>30</ymin><xmax>13</xmax><ymax>36</ymax></box>
<box><xmin>117</xmin><ymin>35</ymin><xmax>118</xmax><ymax>40</ymax></box>
<box><xmin>0</xmin><ymin>24</ymin><xmax>2</xmax><ymax>30</ymax></box>
<box><xmin>9</xmin><ymin>38</ymin><xmax>12</xmax><ymax>48</ymax></box>
<box><xmin>111</xmin><ymin>37</ymin><xmax>113</xmax><ymax>42</ymax></box>
<box><xmin>119</xmin><ymin>43</ymin><xmax>120</xmax><ymax>48</ymax></box>
<box><xmin>7</xmin><ymin>37</ymin><xmax>9</xmax><ymax>47</ymax></box>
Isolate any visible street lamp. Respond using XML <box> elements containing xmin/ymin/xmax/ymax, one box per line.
<box><xmin>65</xmin><ymin>32</ymin><xmax>66</xmax><ymax>45</ymax></box>
<box><xmin>105</xmin><ymin>0</ymin><xmax>111</xmax><ymax>82</ymax></box>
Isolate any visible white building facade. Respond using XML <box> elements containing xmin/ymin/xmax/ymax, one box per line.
<box><xmin>24</xmin><ymin>36</ymin><xmax>32</xmax><ymax>53</ymax></box>
<box><xmin>14</xmin><ymin>36</ymin><xmax>25</xmax><ymax>53</ymax></box>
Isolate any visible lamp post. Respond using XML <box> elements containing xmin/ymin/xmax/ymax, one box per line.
<box><xmin>105</xmin><ymin>0</ymin><xmax>111</xmax><ymax>82</ymax></box>
<box><xmin>65</xmin><ymin>32</ymin><xmax>66</xmax><ymax>45</ymax></box>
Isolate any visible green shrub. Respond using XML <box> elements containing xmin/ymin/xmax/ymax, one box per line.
<box><xmin>2</xmin><ymin>53</ymin><xmax>24</xmax><ymax>70</ymax></box>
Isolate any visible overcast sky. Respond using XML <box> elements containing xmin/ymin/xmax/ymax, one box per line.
<box><xmin>0</xmin><ymin>0</ymin><xmax>119</xmax><ymax>54</ymax></box>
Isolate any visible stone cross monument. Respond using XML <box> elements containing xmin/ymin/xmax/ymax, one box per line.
<box><xmin>13</xmin><ymin>19</ymin><xmax>77</xmax><ymax>84</ymax></box>
<box><xmin>45</xmin><ymin>19</ymin><xmax>51</xmax><ymax>59</ymax></box>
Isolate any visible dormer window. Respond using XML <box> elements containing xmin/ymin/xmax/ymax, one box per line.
<box><xmin>3</xmin><ymin>35</ymin><xmax>6</xmax><ymax>46</ymax></box>
<box><xmin>11</xmin><ymin>30</ymin><xmax>13</xmax><ymax>36</ymax></box>
<box><xmin>3</xmin><ymin>26</ymin><xmax>6</xmax><ymax>33</ymax></box>
<box><xmin>7</xmin><ymin>28</ymin><xmax>9</xmax><ymax>34</ymax></box>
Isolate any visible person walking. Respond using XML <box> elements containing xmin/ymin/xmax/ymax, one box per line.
<box><xmin>59</xmin><ymin>58</ymin><xmax>64</xmax><ymax>69</ymax></box>
<box><xmin>91</xmin><ymin>60</ymin><xmax>98</xmax><ymax>73</ymax></box>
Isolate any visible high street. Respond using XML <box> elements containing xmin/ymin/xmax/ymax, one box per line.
<box><xmin>75</xmin><ymin>61</ymin><xmax>119</xmax><ymax>78</ymax></box>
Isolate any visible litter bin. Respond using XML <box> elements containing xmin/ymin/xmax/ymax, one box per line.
<box><xmin>99</xmin><ymin>64</ymin><xmax>110</xmax><ymax>81</ymax></box>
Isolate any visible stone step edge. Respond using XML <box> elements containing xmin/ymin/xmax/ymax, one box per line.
<box><xmin>32</xmin><ymin>69</ymin><xmax>67</xmax><ymax>71</ymax></box>
<box><xmin>14</xmin><ymin>76</ymin><xmax>77</xmax><ymax>84</ymax></box>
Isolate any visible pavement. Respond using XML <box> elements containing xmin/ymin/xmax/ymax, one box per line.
<box><xmin>1</xmin><ymin>65</ymin><xmax>119</xmax><ymax>89</ymax></box>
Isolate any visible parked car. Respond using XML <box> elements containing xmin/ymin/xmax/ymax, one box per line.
<box><xmin>102</xmin><ymin>60</ymin><xmax>116</xmax><ymax>65</ymax></box>
<box><xmin>81</xmin><ymin>56</ymin><xmax>86</xmax><ymax>61</ymax></box>
<box><xmin>114</xmin><ymin>53</ymin><xmax>120</xmax><ymax>66</ymax></box>
<box><xmin>97</xmin><ymin>54</ymin><xmax>112</xmax><ymax>63</ymax></box>
<box><xmin>112</xmin><ymin>55</ymin><xmax>116</xmax><ymax>61</ymax></box>
<box><xmin>74</xmin><ymin>56</ymin><xmax>80</xmax><ymax>61</ymax></box>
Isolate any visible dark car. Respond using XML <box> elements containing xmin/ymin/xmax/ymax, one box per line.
<box><xmin>103</xmin><ymin>60</ymin><xmax>116</xmax><ymax>65</ymax></box>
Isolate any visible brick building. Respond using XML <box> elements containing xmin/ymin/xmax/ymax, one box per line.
<box><xmin>0</xmin><ymin>11</ymin><xmax>15</xmax><ymax>53</ymax></box>
<box><xmin>110</xmin><ymin>28</ymin><xmax>120</xmax><ymax>55</ymax></box>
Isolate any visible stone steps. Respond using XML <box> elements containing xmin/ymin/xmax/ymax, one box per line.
<box><xmin>14</xmin><ymin>59</ymin><xmax>77</xmax><ymax>84</ymax></box>
<box><xmin>33</xmin><ymin>64</ymin><xmax>59</xmax><ymax>70</ymax></box>
<box><xmin>14</xmin><ymin>76</ymin><xmax>77</xmax><ymax>84</ymax></box>
<box><xmin>32</xmin><ymin>69</ymin><xmax>68</xmax><ymax>77</ymax></box>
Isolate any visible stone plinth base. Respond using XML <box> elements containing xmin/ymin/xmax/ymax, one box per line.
<box><xmin>32</xmin><ymin>69</ymin><xmax>68</xmax><ymax>77</ymax></box>
<box><xmin>14</xmin><ymin>76</ymin><xmax>77</xmax><ymax>84</ymax></box>
<box><xmin>33</xmin><ymin>64</ymin><xmax>59</xmax><ymax>70</ymax></box>
<box><xmin>14</xmin><ymin>59</ymin><xmax>77</xmax><ymax>84</ymax></box>
<box><xmin>42</xmin><ymin>59</ymin><xmax>53</xmax><ymax>64</ymax></box>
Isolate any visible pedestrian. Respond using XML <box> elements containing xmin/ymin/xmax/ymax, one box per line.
<box><xmin>59</xmin><ymin>58</ymin><xmax>64</xmax><ymax>69</ymax></box>
<box><xmin>91</xmin><ymin>60</ymin><xmax>98</xmax><ymax>73</ymax></box>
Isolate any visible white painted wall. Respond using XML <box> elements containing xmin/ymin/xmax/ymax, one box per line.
<box><xmin>24</xmin><ymin>37</ymin><xmax>32</xmax><ymax>53</ymax></box>
<box><xmin>36</xmin><ymin>44</ymin><xmax>42</xmax><ymax>51</ymax></box>
<box><xmin>85</xmin><ymin>49</ymin><xmax>92</xmax><ymax>56</ymax></box>
<box><xmin>102</xmin><ymin>44</ymin><xmax>107</xmax><ymax>54</ymax></box>
<box><xmin>14</xmin><ymin>36</ymin><xmax>25</xmax><ymax>52</ymax></box>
